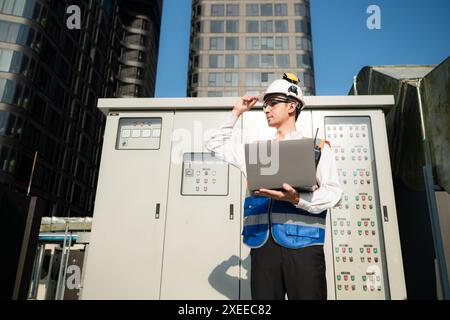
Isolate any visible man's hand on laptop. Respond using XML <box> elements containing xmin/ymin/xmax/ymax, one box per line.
<box><xmin>254</xmin><ymin>183</ymin><xmax>300</xmax><ymax>205</ymax></box>
<box><xmin>232</xmin><ymin>95</ymin><xmax>259</xmax><ymax>117</ymax></box>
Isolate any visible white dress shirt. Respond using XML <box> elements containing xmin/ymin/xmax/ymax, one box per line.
<box><xmin>205</xmin><ymin>112</ymin><xmax>343</xmax><ymax>214</ymax></box>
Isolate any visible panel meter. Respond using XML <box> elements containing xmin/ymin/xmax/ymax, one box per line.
<box><xmin>116</xmin><ymin>118</ymin><xmax>162</xmax><ymax>150</ymax></box>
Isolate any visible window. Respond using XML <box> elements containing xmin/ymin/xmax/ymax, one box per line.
<box><xmin>195</xmin><ymin>5</ymin><xmax>202</xmax><ymax>17</ymax></box>
<box><xmin>0</xmin><ymin>0</ymin><xmax>29</xmax><ymax>17</ymax></box>
<box><xmin>0</xmin><ymin>21</ymin><xmax>25</xmax><ymax>44</ymax></box>
<box><xmin>260</xmin><ymin>4</ymin><xmax>273</xmax><ymax>16</ymax></box>
<box><xmin>295</xmin><ymin>20</ymin><xmax>310</xmax><ymax>33</ymax></box>
<box><xmin>211</xmin><ymin>4</ymin><xmax>224</xmax><ymax>16</ymax></box>
<box><xmin>210</xmin><ymin>20</ymin><xmax>224</xmax><ymax>33</ymax></box>
<box><xmin>296</xmin><ymin>37</ymin><xmax>312</xmax><ymax>51</ymax></box>
<box><xmin>209</xmin><ymin>37</ymin><xmax>224</xmax><ymax>50</ymax></box>
<box><xmin>275</xmin><ymin>20</ymin><xmax>288</xmax><ymax>33</ymax></box>
<box><xmin>223</xmin><ymin>91</ymin><xmax>238</xmax><ymax>97</ymax></box>
<box><xmin>227</xmin><ymin>4</ymin><xmax>239</xmax><ymax>16</ymax></box>
<box><xmin>245</xmin><ymin>72</ymin><xmax>260</xmax><ymax>86</ymax></box>
<box><xmin>260</xmin><ymin>20</ymin><xmax>273</xmax><ymax>33</ymax></box>
<box><xmin>0</xmin><ymin>78</ymin><xmax>15</xmax><ymax>103</ymax></box>
<box><xmin>246</xmin><ymin>21</ymin><xmax>259</xmax><ymax>33</ymax></box>
<box><xmin>295</xmin><ymin>3</ymin><xmax>307</xmax><ymax>16</ymax></box>
<box><xmin>195</xmin><ymin>21</ymin><xmax>202</xmax><ymax>33</ymax></box>
<box><xmin>246</xmin><ymin>37</ymin><xmax>259</xmax><ymax>50</ymax></box>
<box><xmin>11</xmin><ymin>81</ymin><xmax>22</xmax><ymax>105</ymax></box>
<box><xmin>261</xmin><ymin>37</ymin><xmax>274</xmax><ymax>50</ymax></box>
<box><xmin>192</xmin><ymin>73</ymin><xmax>198</xmax><ymax>84</ymax></box>
<box><xmin>193</xmin><ymin>37</ymin><xmax>202</xmax><ymax>50</ymax></box>
<box><xmin>193</xmin><ymin>55</ymin><xmax>200</xmax><ymax>68</ymax></box>
<box><xmin>261</xmin><ymin>54</ymin><xmax>274</xmax><ymax>68</ymax></box>
<box><xmin>208</xmin><ymin>73</ymin><xmax>223</xmax><ymax>87</ymax></box>
<box><xmin>304</xmin><ymin>72</ymin><xmax>314</xmax><ymax>88</ymax></box>
<box><xmin>225</xmin><ymin>37</ymin><xmax>238</xmax><ymax>50</ymax></box>
<box><xmin>226</xmin><ymin>20</ymin><xmax>239</xmax><ymax>33</ymax></box>
<box><xmin>224</xmin><ymin>73</ymin><xmax>238</xmax><ymax>87</ymax></box>
<box><xmin>276</xmin><ymin>54</ymin><xmax>290</xmax><ymax>68</ymax></box>
<box><xmin>209</xmin><ymin>54</ymin><xmax>224</xmax><ymax>68</ymax></box>
<box><xmin>225</xmin><ymin>54</ymin><xmax>238</xmax><ymax>68</ymax></box>
<box><xmin>297</xmin><ymin>53</ymin><xmax>313</xmax><ymax>67</ymax></box>
<box><xmin>261</xmin><ymin>72</ymin><xmax>275</xmax><ymax>85</ymax></box>
<box><xmin>246</xmin><ymin>54</ymin><xmax>259</xmax><ymax>68</ymax></box>
<box><xmin>275</xmin><ymin>36</ymin><xmax>289</xmax><ymax>50</ymax></box>
<box><xmin>0</xmin><ymin>48</ymin><xmax>13</xmax><ymax>72</ymax></box>
<box><xmin>208</xmin><ymin>91</ymin><xmax>222</xmax><ymax>97</ymax></box>
<box><xmin>246</xmin><ymin>4</ymin><xmax>258</xmax><ymax>16</ymax></box>
<box><xmin>0</xmin><ymin>110</ymin><xmax>9</xmax><ymax>136</ymax></box>
<box><xmin>275</xmin><ymin>4</ymin><xmax>287</xmax><ymax>16</ymax></box>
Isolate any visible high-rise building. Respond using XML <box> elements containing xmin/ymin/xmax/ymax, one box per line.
<box><xmin>117</xmin><ymin>0</ymin><xmax>163</xmax><ymax>97</ymax></box>
<box><xmin>187</xmin><ymin>0</ymin><xmax>315</xmax><ymax>97</ymax></box>
<box><xmin>0</xmin><ymin>0</ymin><xmax>163</xmax><ymax>217</ymax></box>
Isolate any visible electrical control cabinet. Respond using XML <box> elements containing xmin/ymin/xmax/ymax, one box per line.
<box><xmin>325</xmin><ymin>117</ymin><xmax>389</xmax><ymax>299</ymax></box>
<box><xmin>81</xmin><ymin>97</ymin><xmax>406</xmax><ymax>300</ymax></box>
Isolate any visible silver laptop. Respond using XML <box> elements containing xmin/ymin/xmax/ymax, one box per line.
<box><xmin>244</xmin><ymin>138</ymin><xmax>317</xmax><ymax>193</ymax></box>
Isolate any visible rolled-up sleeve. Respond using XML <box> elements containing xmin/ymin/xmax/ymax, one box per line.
<box><xmin>295</xmin><ymin>143</ymin><xmax>343</xmax><ymax>214</ymax></box>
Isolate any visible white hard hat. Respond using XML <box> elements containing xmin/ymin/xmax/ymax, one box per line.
<box><xmin>261</xmin><ymin>73</ymin><xmax>306</xmax><ymax>110</ymax></box>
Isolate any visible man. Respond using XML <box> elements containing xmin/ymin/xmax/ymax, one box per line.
<box><xmin>205</xmin><ymin>73</ymin><xmax>343</xmax><ymax>300</ymax></box>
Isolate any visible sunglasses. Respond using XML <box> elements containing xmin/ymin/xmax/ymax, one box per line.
<box><xmin>262</xmin><ymin>98</ymin><xmax>290</xmax><ymax>110</ymax></box>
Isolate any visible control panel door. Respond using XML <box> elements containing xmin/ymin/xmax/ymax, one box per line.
<box><xmin>81</xmin><ymin>112</ymin><xmax>174</xmax><ymax>299</ymax></box>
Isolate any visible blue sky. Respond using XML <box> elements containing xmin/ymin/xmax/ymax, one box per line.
<box><xmin>155</xmin><ymin>0</ymin><xmax>450</xmax><ymax>97</ymax></box>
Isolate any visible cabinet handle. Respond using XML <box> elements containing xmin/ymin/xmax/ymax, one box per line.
<box><xmin>383</xmin><ymin>205</ymin><xmax>389</xmax><ymax>222</ymax></box>
<box><xmin>155</xmin><ymin>203</ymin><xmax>160</xmax><ymax>219</ymax></box>
<box><xmin>229</xmin><ymin>204</ymin><xmax>234</xmax><ymax>220</ymax></box>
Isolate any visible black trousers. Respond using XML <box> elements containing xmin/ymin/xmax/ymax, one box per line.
<box><xmin>250</xmin><ymin>235</ymin><xmax>327</xmax><ymax>300</ymax></box>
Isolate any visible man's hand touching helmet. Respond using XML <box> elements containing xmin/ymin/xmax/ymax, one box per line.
<box><xmin>232</xmin><ymin>95</ymin><xmax>259</xmax><ymax>117</ymax></box>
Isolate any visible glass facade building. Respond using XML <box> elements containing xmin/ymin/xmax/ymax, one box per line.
<box><xmin>188</xmin><ymin>0</ymin><xmax>315</xmax><ymax>97</ymax></box>
<box><xmin>0</xmin><ymin>0</ymin><xmax>163</xmax><ymax>217</ymax></box>
<box><xmin>117</xmin><ymin>0</ymin><xmax>163</xmax><ymax>97</ymax></box>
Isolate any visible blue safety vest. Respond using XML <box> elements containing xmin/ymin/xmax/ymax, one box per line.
<box><xmin>242</xmin><ymin>138</ymin><xmax>329</xmax><ymax>249</ymax></box>
<box><xmin>242</xmin><ymin>197</ymin><xmax>327</xmax><ymax>249</ymax></box>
